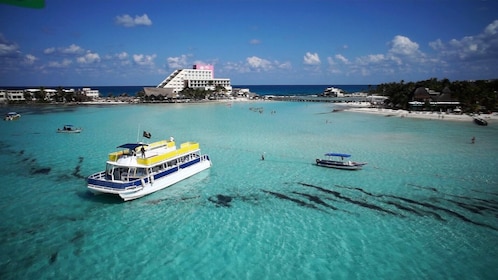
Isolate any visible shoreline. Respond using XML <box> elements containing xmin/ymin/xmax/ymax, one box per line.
<box><xmin>341</xmin><ymin>105</ymin><xmax>498</xmax><ymax>123</ymax></box>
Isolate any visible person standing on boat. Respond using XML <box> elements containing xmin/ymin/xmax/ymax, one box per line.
<box><xmin>141</xmin><ymin>146</ymin><xmax>146</xmax><ymax>158</ymax></box>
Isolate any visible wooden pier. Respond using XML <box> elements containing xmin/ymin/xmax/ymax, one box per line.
<box><xmin>266</xmin><ymin>95</ymin><xmax>369</xmax><ymax>103</ymax></box>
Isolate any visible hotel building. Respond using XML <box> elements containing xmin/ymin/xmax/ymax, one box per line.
<box><xmin>155</xmin><ymin>64</ymin><xmax>231</xmax><ymax>94</ymax></box>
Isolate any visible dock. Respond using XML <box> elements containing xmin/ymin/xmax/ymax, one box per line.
<box><xmin>266</xmin><ymin>95</ymin><xmax>369</xmax><ymax>103</ymax></box>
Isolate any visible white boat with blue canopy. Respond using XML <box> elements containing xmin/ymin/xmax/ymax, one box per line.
<box><xmin>316</xmin><ymin>153</ymin><xmax>367</xmax><ymax>170</ymax></box>
<box><xmin>87</xmin><ymin>138</ymin><xmax>211</xmax><ymax>201</ymax></box>
<box><xmin>4</xmin><ymin>112</ymin><xmax>21</xmax><ymax>121</ymax></box>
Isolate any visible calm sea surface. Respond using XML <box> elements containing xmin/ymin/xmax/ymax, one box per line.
<box><xmin>1</xmin><ymin>100</ymin><xmax>497</xmax><ymax>279</ymax></box>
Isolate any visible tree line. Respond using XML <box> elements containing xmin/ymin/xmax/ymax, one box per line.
<box><xmin>368</xmin><ymin>78</ymin><xmax>498</xmax><ymax>113</ymax></box>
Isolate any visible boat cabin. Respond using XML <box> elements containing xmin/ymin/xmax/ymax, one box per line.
<box><xmin>105</xmin><ymin>140</ymin><xmax>201</xmax><ymax>182</ymax></box>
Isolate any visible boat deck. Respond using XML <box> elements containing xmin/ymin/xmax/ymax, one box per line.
<box><xmin>109</xmin><ymin>140</ymin><xmax>201</xmax><ymax>167</ymax></box>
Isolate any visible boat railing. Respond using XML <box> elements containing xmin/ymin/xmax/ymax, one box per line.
<box><xmin>88</xmin><ymin>170</ymin><xmax>143</xmax><ymax>190</ymax></box>
<box><xmin>88</xmin><ymin>171</ymin><xmax>106</xmax><ymax>180</ymax></box>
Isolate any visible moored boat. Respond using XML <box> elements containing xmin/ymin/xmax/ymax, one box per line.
<box><xmin>315</xmin><ymin>153</ymin><xmax>367</xmax><ymax>170</ymax></box>
<box><xmin>4</xmin><ymin>112</ymin><xmax>21</xmax><ymax>121</ymax></box>
<box><xmin>473</xmin><ymin>117</ymin><xmax>488</xmax><ymax>126</ymax></box>
<box><xmin>57</xmin><ymin>125</ymin><xmax>82</xmax><ymax>133</ymax></box>
<box><xmin>87</xmin><ymin>137</ymin><xmax>212</xmax><ymax>201</ymax></box>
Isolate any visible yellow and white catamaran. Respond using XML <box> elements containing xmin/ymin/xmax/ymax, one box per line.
<box><xmin>87</xmin><ymin>135</ymin><xmax>211</xmax><ymax>201</ymax></box>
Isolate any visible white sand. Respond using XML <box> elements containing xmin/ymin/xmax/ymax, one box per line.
<box><xmin>343</xmin><ymin>106</ymin><xmax>498</xmax><ymax>122</ymax></box>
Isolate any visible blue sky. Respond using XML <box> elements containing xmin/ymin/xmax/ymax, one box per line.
<box><xmin>1</xmin><ymin>0</ymin><xmax>497</xmax><ymax>86</ymax></box>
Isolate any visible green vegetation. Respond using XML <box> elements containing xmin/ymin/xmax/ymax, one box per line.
<box><xmin>369</xmin><ymin>78</ymin><xmax>498</xmax><ymax>113</ymax></box>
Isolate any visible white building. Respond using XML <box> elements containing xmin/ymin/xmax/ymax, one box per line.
<box><xmin>322</xmin><ymin>87</ymin><xmax>345</xmax><ymax>97</ymax></box>
<box><xmin>157</xmin><ymin>64</ymin><xmax>232</xmax><ymax>94</ymax></box>
<box><xmin>6</xmin><ymin>89</ymin><xmax>26</xmax><ymax>101</ymax></box>
<box><xmin>0</xmin><ymin>89</ymin><xmax>6</xmax><ymax>102</ymax></box>
<box><xmin>81</xmin><ymin>88</ymin><xmax>99</xmax><ymax>98</ymax></box>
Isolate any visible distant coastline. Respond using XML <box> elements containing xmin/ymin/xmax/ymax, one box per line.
<box><xmin>1</xmin><ymin>85</ymin><xmax>374</xmax><ymax>98</ymax></box>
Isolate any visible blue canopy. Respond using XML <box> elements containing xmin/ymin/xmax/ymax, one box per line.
<box><xmin>117</xmin><ymin>143</ymin><xmax>148</xmax><ymax>150</ymax></box>
<box><xmin>325</xmin><ymin>153</ymin><xmax>351</xmax><ymax>157</ymax></box>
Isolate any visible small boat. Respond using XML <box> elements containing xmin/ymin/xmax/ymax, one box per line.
<box><xmin>315</xmin><ymin>153</ymin><xmax>367</xmax><ymax>170</ymax></box>
<box><xmin>87</xmin><ymin>137</ymin><xmax>212</xmax><ymax>201</ymax></box>
<box><xmin>473</xmin><ymin>117</ymin><xmax>488</xmax><ymax>126</ymax></box>
<box><xmin>4</xmin><ymin>112</ymin><xmax>21</xmax><ymax>121</ymax></box>
<box><xmin>57</xmin><ymin>125</ymin><xmax>82</xmax><ymax>133</ymax></box>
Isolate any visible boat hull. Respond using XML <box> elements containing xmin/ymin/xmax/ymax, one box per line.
<box><xmin>120</xmin><ymin>159</ymin><xmax>211</xmax><ymax>201</ymax></box>
<box><xmin>4</xmin><ymin>113</ymin><xmax>21</xmax><ymax>121</ymax></box>
<box><xmin>57</xmin><ymin>129</ymin><xmax>82</xmax><ymax>133</ymax></box>
<box><xmin>473</xmin><ymin>118</ymin><xmax>488</xmax><ymax>126</ymax></box>
<box><xmin>88</xmin><ymin>156</ymin><xmax>211</xmax><ymax>201</ymax></box>
<box><xmin>315</xmin><ymin>159</ymin><xmax>365</xmax><ymax>170</ymax></box>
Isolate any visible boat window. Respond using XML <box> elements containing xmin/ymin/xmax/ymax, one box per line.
<box><xmin>113</xmin><ymin>168</ymin><xmax>122</xmax><ymax>181</ymax></box>
<box><xmin>119</xmin><ymin>167</ymin><xmax>130</xmax><ymax>181</ymax></box>
<box><xmin>167</xmin><ymin>159</ymin><xmax>177</xmax><ymax>167</ymax></box>
<box><xmin>135</xmin><ymin>168</ymin><xmax>146</xmax><ymax>177</ymax></box>
<box><xmin>106</xmin><ymin>164</ymin><xmax>114</xmax><ymax>179</ymax></box>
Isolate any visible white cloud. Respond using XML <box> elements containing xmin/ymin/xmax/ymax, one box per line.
<box><xmin>389</xmin><ymin>35</ymin><xmax>420</xmax><ymax>56</ymax></box>
<box><xmin>44</xmin><ymin>47</ymin><xmax>56</xmax><ymax>54</ymax></box>
<box><xmin>335</xmin><ymin>54</ymin><xmax>349</xmax><ymax>64</ymax></box>
<box><xmin>24</xmin><ymin>54</ymin><xmax>37</xmax><ymax>64</ymax></box>
<box><xmin>115</xmin><ymin>14</ymin><xmax>152</xmax><ymax>27</ymax></box>
<box><xmin>0</xmin><ymin>43</ymin><xmax>18</xmax><ymax>55</ymax></box>
<box><xmin>303</xmin><ymin>52</ymin><xmax>320</xmax><ymax>65</ymax></box>
<box><xmin>484</xmin><ymin>19</ymin><xmax>498</xmax><ymax>35</ymax></box>
<box><xmin>246</xmin><ymin>56</ymin><xmax>272</xmax><ymax>71</ymax></box>
<box><xmin>167</xmin><ymin>54</ymin><xmax>189</xmax><ymax>69</ymax></box>
<box><xmin>428</xmin><ymin>39</ymin><xmax>444</xmax><ymax>51</ymax></box>
<box><xmin>117</xmin><ymin>52</ymin><xmax>128</xmax><ymax>60</ymax></box>
<box><xmin>249</xmin><ymin>39</ymin><xmax>261</xmax><ymax>45</ymax></box>
<box><xmin>77</xmin><ymin>52</ymin><xmax>101</xmax><ymax>64</ymax></box>
<box><xmin>358</xmin><ymin>54</ymin><xmax>385</xmax><ymax>64</ymax></box>
<box><xmin>48</xmin><ymin>59</ymin><xmax>72</xmax><ymax>68</ymax></box>
<box><xmin>277</xmin><ymin>61</ymin><xmax>292</xmax><ymax>70</ymax></box>
<box><xmin>0</xmin><ymin>34</ymin><xmax>18</xmax><ymax>55</ymax></box>
<box><xmin>133</xmin><ymin>54</ymin><xmax>156</xmax><ymax>66</ymax></box>
<box><xmin>61</xmin><ymin>44</ymin><xmax>84</xmax><ymax>54</ymax></box>
<box><xmin>429</xmin><ymin>19</ymin><xmax>498</xmax><ymax>60</ymax></box>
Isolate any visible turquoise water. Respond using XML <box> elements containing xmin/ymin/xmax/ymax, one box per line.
<box><xmin>1</xmin><ymin>102</ymin><xmax>497</xmax><ymax>279</ymax></box>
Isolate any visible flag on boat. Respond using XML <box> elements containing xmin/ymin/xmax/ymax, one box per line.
<box><xmin>143</xmin><ymin>131</ymin><xmax>151</xmax><ymax>139</ymax></box>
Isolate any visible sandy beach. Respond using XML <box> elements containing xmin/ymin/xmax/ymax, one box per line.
<box><xmin>337</xmin><ymin>103</ymin><xmax>498</xmax><ymax>123</ymax></box>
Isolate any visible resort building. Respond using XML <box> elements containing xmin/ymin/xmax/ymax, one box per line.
<box><xmin>0</xmin><ymin>87</ymin><xmax>99</xmax><ymax>103</ymax></box>
<box><xmin>5</xmin><ymin>89</ymin><xmax>26</xmax><ymax>101</ymax></box>
<box><xmin>0</xmin><ymin>89</ymin><xmax>6</xmax><ymax>103</ymax></box>
<box><xmin>81</xmin><ymin>88</ymin><xmax>99</xmax><ymax>98</ymax></box>
<box><xmin>156</xmin><ymin>64</ymin><xmax>232</xmax><ymax>94</ymax></box>
<box><xmin>408</xmin><ymin>87</ymin><xmax>460</xmax><ymax>111</ymax></box>
<box><xmin>322</xmin><ymin>86</ymin><xmax>345</xmax><ymax>97</ymax></box>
